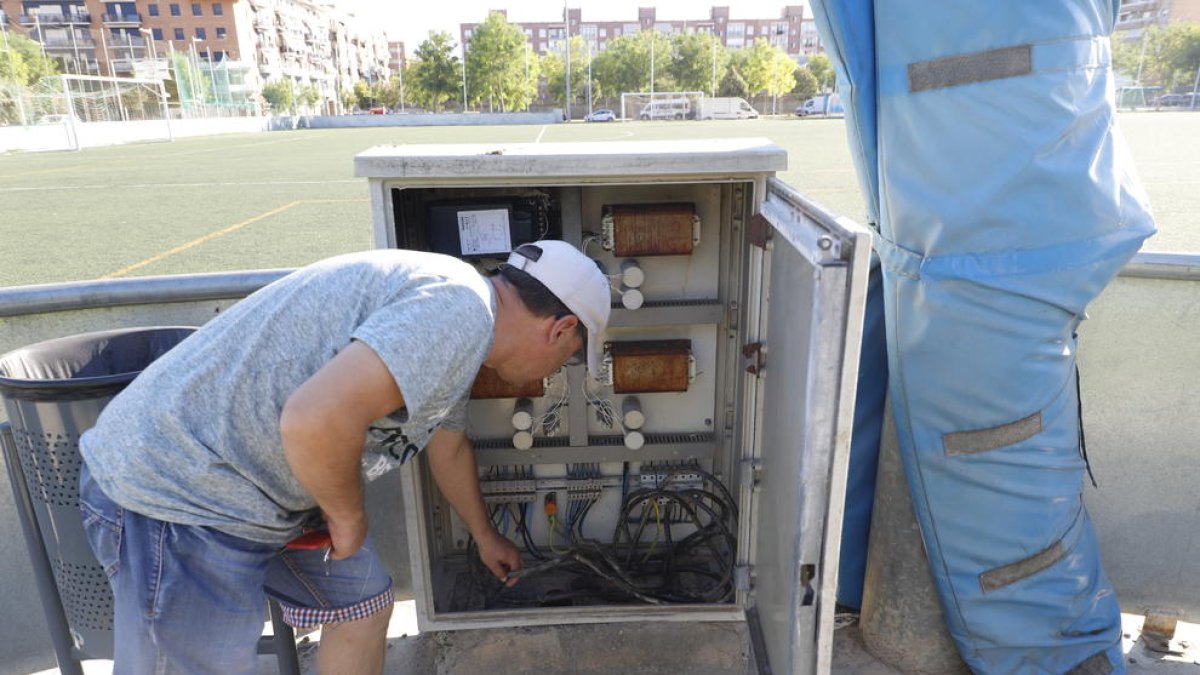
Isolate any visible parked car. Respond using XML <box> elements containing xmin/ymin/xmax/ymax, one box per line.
<box><xmin>368</xmin><ymin>106</ymin><xmax>386</xmax><ymax>115</ymax></box>
<box><xmin>585</xmin><ymin>108</ymin><xmax>616</xmax><ymax>122</ymax></box>
<box><xmin>1156</xmin><ymin>94</ymin><xmax>1188</xmax><ymax>107</ymax></box>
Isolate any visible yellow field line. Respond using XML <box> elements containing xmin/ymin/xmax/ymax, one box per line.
<box><xmin>100</xmin><ymin>197</ymin><xmax>369</xmax><ymax>279</ymax></box>
<box><xmin>102</xmin><ymin>200</ymin><xmax>305</xmax><ymax>279</ymax></box>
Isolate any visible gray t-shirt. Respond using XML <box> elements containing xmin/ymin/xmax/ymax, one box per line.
<box><xmin>80</xmin><ymin>250</ymin><xmax>495</xmax><ymax>543</ymax></box>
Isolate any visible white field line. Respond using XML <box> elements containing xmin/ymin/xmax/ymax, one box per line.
<box><xmin>0</xmin><ymin>179</ymin><xmax>359</xmax><ymax>192</ymax></box>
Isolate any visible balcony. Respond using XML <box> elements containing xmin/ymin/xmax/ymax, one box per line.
<box><xmin>19</xmin><ymin>13</ymin><xmax>91</xmax><ymax>26</ymax></box>
<box><xmin>102</xmin><ymin>13</ymin><xmax>142</xmax><ymax>26</ymax></box>
<box><xmin>41</xmin><ymin>37</ymin><xmax>97</xmax><ymax>50</ymax></box>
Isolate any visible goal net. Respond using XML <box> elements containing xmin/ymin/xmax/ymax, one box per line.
<box><xmin>14</xmin><ymin>74</ymin><xmax>171</xmax><ymax>150</ymax></box>
<box><xmin>620</xmin><ymin>91</ymin><xmax>705</xmax><ymax>121</ymax></box>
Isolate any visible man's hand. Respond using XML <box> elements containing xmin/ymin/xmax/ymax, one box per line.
<box><xmin>325</xmin><ymin>510</ymin><xmax>369</xmax><ymax>560</ymax></box>
<box><xmin>475</xmin><ymin>528</ymin><xmax>523</xmax><ymax>587</ymax></box>
<box><xmin>426</xmin><ymin>429</ymin><xmax>524</xmax><ymax>585</ymax></box>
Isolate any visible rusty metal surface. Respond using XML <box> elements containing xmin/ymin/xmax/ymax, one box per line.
<box><xmin>607</xmin><ymin>340</ymin><xmax>692</xmax><ymax>393</ymax></box>
<box><xmin>609</xmin><ymin>203</ymin><xmax>696</xmax><ymax>257</ymax></box>
<box><xmin>470</xmin><ymin>367</ymin><xmax>545</xmax><ymax>400</ymax></box>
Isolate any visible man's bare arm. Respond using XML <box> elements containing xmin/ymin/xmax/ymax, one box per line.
<box><xmin>427</xmin><ymin>428</ymin><xmax>522</xmax><ymax>582</ymax></box>
<box><xmin>280</xmin><ymin>341</ymin><xmax>404</xmax><ymax>559</ymax></box>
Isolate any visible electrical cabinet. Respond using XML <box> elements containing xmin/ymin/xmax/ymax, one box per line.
<box><xmin>355</xmin><ymin>139</ymin><xmax>869</xmax><ymax>675</ymax></box>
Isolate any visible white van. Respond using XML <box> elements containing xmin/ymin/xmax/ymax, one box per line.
<box><xmin>696</xmin><ymin>97</ymin><xmax>760</xmax><ymax>120</ymax></box>
<box><xmin>638</xmin><ymin>98</ymin><xmax>693</xmax><ymax>120</ymax></box>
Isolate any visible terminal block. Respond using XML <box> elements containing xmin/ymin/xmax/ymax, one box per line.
<box><xmin>480</xmin><ymin>474</ymin><xmax>538</xmax><ymax>506</ymax></box>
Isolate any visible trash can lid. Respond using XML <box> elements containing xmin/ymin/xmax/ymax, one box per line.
<box><xmin>0</xmin><ymin>326</ymin><xmax>196</xmax><ymax>401</ymax></box>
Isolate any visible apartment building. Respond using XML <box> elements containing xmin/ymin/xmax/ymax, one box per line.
<box><xmin>387</xmin><ymin>40</ymin><xmax>404</xmax><ymax>73</ymax></box>
<box><xmin>1115</xmin><ymin>0</ymin><xmax>1200</xmax><ymax>38</ymax></box>
<box><xmin>461</xmin><ymin>5</ymin><xmax>820</xmax><ymax>59</ymax></box>
<box><xmin>0</xmin><ymin>0</ymin><xmax>388</xmax><ymax>113</ymax></box>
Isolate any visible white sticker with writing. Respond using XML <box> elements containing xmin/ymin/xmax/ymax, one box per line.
<box><xmin>457</xmin><ymin>209</ymin><xmax>512</xmax><ymax>255</ymax></box>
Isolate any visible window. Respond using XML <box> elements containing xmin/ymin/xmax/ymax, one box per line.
<box><xmin>152</xmin><ymin>27</ymin><xmax>163</xmax><ymax>40</ymax></box>
<box><xmin>174</xmin><ymin>27</ymin><xmax>184</xmax><ymax>40</ymax></box>
<box><xmin>191</xmin><ymin>3</ymin><xmax>201</xmax><ymax>16</ymax></box>
<box><xmin>169</xmin><ymin>3</ymin><xmax>180</xmax><ymax>16</ymax></box>
<box><xmin>195</xmin><ymin>26</ymin><xmax>205</xmax><ymax>39</ymax></box>
<box><xmin>211</xmin><ymin>3</ymin><xmax>222</xmax><ymax>15</ymax></box>
<box><xmin>216</xmin><ymin>26</ymin><xmax>225</xmax><ymax>39</ymax></box>
<box><xmin>148</xmin><ymin>4</ymin><xmax>159</xmax><ymax>16</ymax></box>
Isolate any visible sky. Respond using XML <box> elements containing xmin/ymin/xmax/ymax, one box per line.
<box><xmin>354</xmin><ymin>1</ymin><xmax>805</xmax><ymax>53</ymax></box>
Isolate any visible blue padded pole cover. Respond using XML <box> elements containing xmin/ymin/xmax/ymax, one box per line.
<box><xmin>811</xmin><ymin>1</ymin><xmax>1155</xmax><ymax>672</ymax></box>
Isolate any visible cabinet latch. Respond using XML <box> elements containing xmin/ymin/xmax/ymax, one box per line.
<box><xmin>742</xmin><ymin>341</ymin><xmax>766</xmax><ymax>375</ymax></box>
<box><xmin>735</xmin><ymin>565</ymin><xmax>755</xmax><ymax>592</ymax></box>
<box><xmin>747</xmin><ymin>214</ymin><xmax>772</xmax><ymax>249</ymax></box>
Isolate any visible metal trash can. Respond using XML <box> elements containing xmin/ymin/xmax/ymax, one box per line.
<box><xmin>0</xmin><ymin>326</ymin><xmax>195</xmax><ymax>662</ymax></box>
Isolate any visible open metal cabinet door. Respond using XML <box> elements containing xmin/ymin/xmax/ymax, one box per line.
<box><xmin>744</xmin><ymin>177</ymin><xmax>870</xmax><ymax>674</ymax></box>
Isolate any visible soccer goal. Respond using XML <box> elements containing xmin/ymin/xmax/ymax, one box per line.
<box><xmin>24</xmin><ymin>74</ymin><xmax>172</xmax><ymax>151</ymax></box>
<box><xmin>620</xmin><ymin>91</ymin><xmax>705</xmax><ymax>121</ymax></box>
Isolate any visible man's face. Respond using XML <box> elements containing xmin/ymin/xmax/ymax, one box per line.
<box><xmin>494</xmin><ymin>320</ymin><xmax>584</xmax><ymax>386</ymax></box>
<box><xmin>494</xmin><ymin>329</ymin><xmax>583</xmax><ymax>384</ymax></box>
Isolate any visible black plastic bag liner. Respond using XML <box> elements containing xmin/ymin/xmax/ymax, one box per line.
<box><xmin>0</xmin><ymin>327</ymin><xmax>197</xmax><ymax>401</ymax></box>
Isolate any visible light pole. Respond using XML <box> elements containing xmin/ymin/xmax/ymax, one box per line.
<box><xmin>586</xmin><ymin>39</ymin><xmax>592</xmax><ymax>117</ymax></box>
<box><xmin>205</xmin><ymin>45</ymin><xmax>218</xmax><ymax>105</ymax></box>
<box><xmin>563</xmin><ymin>1</ymin><xmax>571</xmax><ymax>121</ymax></box>
<box><xmin>139</xmin><ymin>27</ymin><xmax>159</xmax><ymax>73</ymax></box>
<box><xmin>710</xmin><ymin>38</ymin><xmax>716</xmax><ymax>97</ymax></box>
<box><xmin>461</xmin><ymin>43</ymin><xmax>467</xmax><ymax>111</ymax></box>
<box><xmin>649</xmin><ymin>33</ymin><xmax>655</xmax><ymax>102</ymax></box>
<box><xmin>190</xmin><ymin>37</ymin><xmax>205</xmax><ymax>113</ymax></box>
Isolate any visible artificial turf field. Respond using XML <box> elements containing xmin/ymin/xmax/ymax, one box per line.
<box><xmin>1</xmin><ymin>113</ymin><xmax>1196</xmax><ymax>288</ymax></box>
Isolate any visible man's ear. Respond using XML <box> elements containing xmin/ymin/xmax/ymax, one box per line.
<box><xmin>549</xmin><ymin>314</ymin><xmax>579</xmax><ymax>345</ymax></box>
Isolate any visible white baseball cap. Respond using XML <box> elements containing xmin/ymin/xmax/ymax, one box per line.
<box><xmin>505</xmin><ymin>240</ymin><xmax>611</xmax><ymax>380</ymax></box>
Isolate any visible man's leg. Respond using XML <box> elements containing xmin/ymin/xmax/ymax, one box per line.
<box><xmin>80</xmin><ymin>468</ymin><xmax>276</xmax><ymax>674</ymax></box>
<box><xmin>317</xmin><ymin>603</ymin><xmax>393</xmax><ymax>674</ymax></box>
<box><xmin>265</xmin><ymin>537</ymin><xmax>395</xmax><ymax>675</ymax></box>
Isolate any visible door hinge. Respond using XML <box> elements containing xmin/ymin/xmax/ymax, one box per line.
<box><xmin>747</xmin><ymin>213</ymin><xmax>773</xmax><ymax>249</ymax></box>
<box><xmin>742</xmin><ymin>341</ymin><xmax>766</xmax><ymax>375</ymax></box>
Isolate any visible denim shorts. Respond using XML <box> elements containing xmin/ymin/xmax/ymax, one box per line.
<box><xmin>79</xmin><ymin>465</ymin><xmax>393</xmax><ymax>674</ymax></box>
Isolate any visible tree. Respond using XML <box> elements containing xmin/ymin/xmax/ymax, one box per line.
<box><xmin>734</xmin><ymin>39</ymin><xmax>796</xmax><ymax>113</ymax></box>
<box><xmin>0</xmin><ymin>35</ymin><xmax>31</xmax><ymax>85</ymax></box>
<box><xmin>340</xmin><ymin>88</ymin><xmax>357</xmax><ymax>112</ymax></box>
<box><xmin>260</xmin><ymin>80</ymin><xmax>294</xmax><ymax>114</ymax></box>
<box><xmin>541</xmin><ymin>35</ymin><xmax>591</xmax><ymax>109</ymax></box>
<box><xmin>805</xmin><ymin>53</ymin><xmax>835</xmax><ymax>92</ymax></box>
<box><xmin>352</xmin><ymin>80</ymin><xmax>375</xmax><ymax>109</ymax></box>
<box><xmin>408</xmin><ymin>31</ymin><xmax>461</xmax><ymax>112</ymax></box>
<box><xmin>670</xmin><ymin>32</ymin><xmax>728</xmax><ymax>96</ymax></box>
<box><xmin>1152</xmin><ymin>22</ymin><xmax>1200</xmax><ymax>92</ymax></box>
<box><xmin>298</xmin><ymin>83</ymin><xmax>322</xmax><ymax>113</ymax></box>
<box><xmin>717</xmin><ymin>65</ymin><xmax>749</xmax><ymax>98</ymax></box>
<box><xmin>465</xmin><ymin>11</ymin><xmax>532</xmax><ymax>111</ymax></box>
<box><xmin>591</xmin><ymin>30</ymin><xmax>674</xmax><ymax>103</ymax></box>
<box><xmin>1</xmin><ymin>33</ymin><xmax>58</xmax><ymax>86</ymax></box>
<box><xmin>792</xmin><ymin>67</ymin><xmax>818</xmax><ymax>100</ymax></box>
<box><xmin>376</xmin><ymin>76</ymin><xmax>402</xmax><ymax>111</ymax></box>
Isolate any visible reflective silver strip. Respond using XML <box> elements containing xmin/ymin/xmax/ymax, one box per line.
<box><xmin>943</xmin><ymin>411</ymin><xmax>1042</xmax><ymax>456</ymax></box>
<box><xmin>1066</xmin><ymin>650</ymin><xmax>1114</xmax><ymax>675</ymax></box>
<box><xmin>979</xmin><ymin>540</ymin><xmax>1065</xmax><ymax>593</ymax></box>
<box><xmin>909</xmin><ymin>45</ymin><xmax>1033</xmax><ymax>93</ymax></box>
